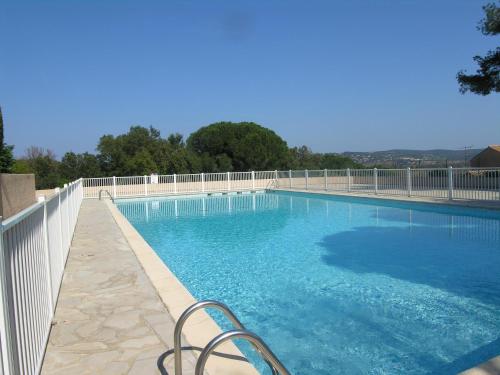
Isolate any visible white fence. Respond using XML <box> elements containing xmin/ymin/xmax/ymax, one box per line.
<box><xmin>83</xmin><ymin>167</ymin><xmax>500</xmax><ymax>202</ymax></box>
<box><xmin>83</xmin><ymin>171</ymin><xmax>278</xmax><ymax>199</ymax></box>
<box><xmin>285</xmin><ymin>167</ymin><xmax>500</xmax><ymax>201</ymax></box>
<box><xmin>0</xmin><ymin>179</ymin><xmax>83</xmax><ymax>375</ymax></box>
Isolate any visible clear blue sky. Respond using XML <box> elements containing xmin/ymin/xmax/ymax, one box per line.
<box><xmin>1</xmin><ymin>0</ymin><xmax>498</xmax><ymax>158</ymax></box>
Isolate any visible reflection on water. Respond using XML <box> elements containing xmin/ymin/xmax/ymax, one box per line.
<box><xmin>118</xmin><ymin>192</ymin><xmax>279</xmax><ymax>221</ymax></box>
<box><xmin>118</xmin><ymin>192</ymin><xmax>500</xmax><ymax>243</ymax></box>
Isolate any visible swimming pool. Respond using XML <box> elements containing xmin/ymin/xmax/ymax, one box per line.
<box><xmin>117</xmin><ymin>191</ymin><xmax>500</xmax><ymax>374</ymax></box>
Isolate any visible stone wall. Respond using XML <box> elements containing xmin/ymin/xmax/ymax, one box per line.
<box><xmin>0</xmin><ymin>174</ymin><xmax>36</xmax><ymax>219</ymax></box>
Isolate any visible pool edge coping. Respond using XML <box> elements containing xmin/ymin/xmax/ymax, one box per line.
<box><xmin>104</xmin><ymin>200</ymin><xmax>260</xmax><ymax>375</ymax></box>
<box><xmin>458</xmin><ymin>355</ymin><xmax>500</xmax><ymax>375</ymax></box>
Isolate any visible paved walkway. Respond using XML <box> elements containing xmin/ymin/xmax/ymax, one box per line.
<box><xmin>41</xmin><ymin>200</ymin><xmax>196</xmax><ymax>375</ymax></box>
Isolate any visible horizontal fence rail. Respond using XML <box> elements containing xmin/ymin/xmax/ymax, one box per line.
<box><xmin>83</xmin><ymin>167</ymin><xmax>500</xmax><ymax>202</ymax></box>
<box><xmin>0</xmin><ymin>179</ymin><xmax>83</xmax><ymax>375</ymax></box>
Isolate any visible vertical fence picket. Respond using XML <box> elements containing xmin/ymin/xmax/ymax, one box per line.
<box><xmin>448</xmin><ymin>166</ymin><xmax>454</xmax><ymax>200</ymax></box>
<box><xmin>407</xmin><ymin>168</ymin><xmax>412</xmax><ymax>197</ymax></box>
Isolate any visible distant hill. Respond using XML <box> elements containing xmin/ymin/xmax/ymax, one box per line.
<box><xmin>342</xmin><ymin>149</ymin><xmax>483</xmax><ymax>167</ymax></box>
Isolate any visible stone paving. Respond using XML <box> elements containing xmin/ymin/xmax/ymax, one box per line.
<box><xmin>41</xmin><ymin>200</ymin><xmax>197</xmax><ymax>375</ymax></box>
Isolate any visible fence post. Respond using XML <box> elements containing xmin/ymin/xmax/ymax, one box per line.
<box><xmin>144</xmin><ymin>175</ymin><xmax>148</xmax><ymax>196</ymax></box>
<box><xmin>251</xmin><ymin>171</ymin><xmax>255</xmax><ymax>190</ymax></box>
<box><xmin>407</xmin><ymin>168</ymin><xmax>412</xmax><ymax>197</ymax></box>
<box><xmin>227</xmin><ymin>172</ymin><xmax>231</xmax><ymax>191</ymax></box>
<box><xmin>112</xmin><ymin>176</ymin><xmax>117</xmax><ymax>199</ymax></box>
<box><xmin>324</xmin><ymin>169</ymin><xmax>328</xmax><ymax>190</ymax></box>
<box><xmin>289</xmin><ymin>170</ymin><xmax>292</xmax><ymax>189</ymax></box>
<box><xmin>0</xmin><ymin>216</ymin><xmax>16</xmax><ymax>375</ymax></box>
<box><xmin>79</xmin><ymin>178</ymin><xmax>83</xmax><ymax>203</ymax></box>
<box><xmin>201</xmin><ymin>173</ymin><xmax>205</xmax><ymax>193</ymax></box>
<box><xmin>498</xmin><ymin>170</ymin><xmax>500</xmax><ymax>201</ymax></box>
<box><xmin>374</xmin><ymin>168</ymin><xmax>378</xmax><ymax>194</ymax></box>
<box><xmin>305</xmin><ymin>169</ymin><xmax>309</xmax><ymax>190</ymax></box>
<box><xmin>347</xmin><ymin>168</ymin><xmax>351</xmax><ymax>192</ymax></box>
<box><xmin>55</xmin><ymin>188</ymin><xmax>64</xmax><ymax>269</ymax></box>
<box><xmin>64</xmin><ymin>184</ymin><xmax>70</xmax><ymax>241</ymax></box>
<box><xmin>448</xmin><ymin>166</ymin><xmax>453</xmax><ymax>200</ymax></box>
<box><xmin>38</xmin><ymin>196</ymin><xmax>54</xmax><ymax>313</ymax></box>
<box><xmin>174</xmin><ymin>174</ymin><xmax>177</xmax><ymax>194</ymax></box>
<box><xmin>274</xmin><ymin>170</ymin><xmax>278</xmax><ymax>188</ymax></box>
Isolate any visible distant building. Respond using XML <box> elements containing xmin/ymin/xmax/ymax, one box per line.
<box><xmin>470</xmin><ymin>145</ymin><xmax>500</xmax><ymax>167</ymax></box>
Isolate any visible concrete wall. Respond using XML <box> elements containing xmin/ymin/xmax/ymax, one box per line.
<box><xmin>0</xmin><ymin>174</ymin><xmax>36</xmax><ymax>219</ymax></box>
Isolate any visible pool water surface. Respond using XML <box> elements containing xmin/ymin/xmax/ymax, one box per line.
<box><xmin>117</xmin><ymin>191</ymin><xmax>500</xmax><ymax>374</ymax></box>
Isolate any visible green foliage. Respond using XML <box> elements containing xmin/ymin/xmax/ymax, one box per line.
<box><xmin>318</xmin><ymin>153</ymin><xmax>363</xmax><ymax>169</ymax></box>
<box><xmin>12</xmin><ymin>123</ymin><xmax>361</xmax><ymax>187</ymax></box>
<box><xmin>96</xmin><ymin>126</ymin><xmax>161</xmax><ymax>175</ymax></box>
<box><xmin>125</xmin><ymin>149</ymin><xmax>157</xmax><ymax>175</ymax></box>
<box><xmin>288</xmin><ymin>146</ymin><xmax>321</xmax><ymax>169</ymax></box>
<box><xmin>0</xmin><ymin>106</ymin><xmax>14</xmax><ymax>173</ymax></box>
<box><xmin>458</xmin><ymin>2</ymin><xmax>499</xmax><ymax>95</ymax></box>
<box><xmin>12</xmin><ymin>159</ymin><xmax>31</xmax><ymax>174</ymax></box>
<box><xmin>289</xmin><ymin>146</ymin><xmax>362</xmax><ymax>170</ymax></box>
<box><xmin>60</xmin><ymin>152</ymin><xmax>102</xmax><ymax>180</ymax></box>
<box><xmin>19</xmin><ymin>147</ymin><xmax>65</xmax><ymax>189</ymax></box>
<box><xmin>96</xmin><ymin>126</ymin><xmax>202</xmax><ymax>176</ymax></box>
<box><xmin>480</xmin><ymin>2</ymin><xmax>500</xmax><ymax>35</ymax></box>
<box><xmin>187</xmin><ymin>122</ymin><xmax>289</xmax><ymax>171</ymax></box>
<box><xmin>0</xmin><ymin>144</ymin><xmax>14</xmax><ymax>173</ymax></box>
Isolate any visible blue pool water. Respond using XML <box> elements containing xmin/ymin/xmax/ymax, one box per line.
<box><xmin>117</xmin><ymin>191</ymin><xmax>500</xmax><ymax>374</ymax></box>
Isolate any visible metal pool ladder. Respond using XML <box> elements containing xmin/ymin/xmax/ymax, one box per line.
<box><xmin>174</xmin><ymin>300</ymin><xmax>290</xmax><ymax>375</ymax></box>
<box><xmin>98</xmin><ymin>189</ymin><xmax>114</xmax><ymax>203</ymax></box>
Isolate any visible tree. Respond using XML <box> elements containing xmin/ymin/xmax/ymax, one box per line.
<box><xmin>0</xmin><ymin>106</ymin><xmax>14</xmax><ymax>173</ymax></box>
<box><xmin>187</xmin><ymin>122</ymin><xmax>290</xmax><ymax>171</ymax></box>
<box><xmin>59</xmin><ymin>152</ymin><xmax>79</xmax><ymax>180</ymax></box>
<box><xmin>288</xmin><ymin>146</ymin><xmax>321</xmax><ymax>169</ymax></box>
<box><xmin>13</xmin><ymin>123</ymin><xmax>362</xmax><ymax>183</ymax></box>
<box><xmin>60</xmin><ymin>152</ymin><xmax>102</xmax><ymax>180</ymax></box>
<box><xmin>457</xmin><ymin>2</ymin><xmax>500</xmax><ymax>95</ymax></box>
<box><xmin>318</xmin><ymin>153</ymin><xmax>362</xmax><ymax>169</ymax></box>
<box><xmin>125</xmin><ymin>149</ymin><xmax>157</xmax><ymax>175</ymax></box>
<box><xmin>22</xmin><ymin>147</ymin><xmax>63</xmax><ymax>189</ymax></box>
<box><xmin>12</xmin><ymin>159</ymin><xmax>31</xmax><ymax>174</ymax></box>
<box><xmin>97</xmin><ymin>126</ymin><xmax>161</xmax><ymax>175</ymax></box>
<box><xmin>288</xmin><ymin>146</ymin><xmax>362</xmax><ymax>170</ymax></box>
<box><xmin>96</xmin><ymin>126</ymin><xmax>203</xmax><ymax>176</ymax></box>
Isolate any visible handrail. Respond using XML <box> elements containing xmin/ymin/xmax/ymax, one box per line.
<box><xmin>1</xmin><ymin>200</ymin><xmax>44</xmax><ymax>230</ymax></box>
<box><xmin>174</xmin><ymin>300</ymin><xmax>245</xmax><ymax>375</ymax></box>
<box><xmin>174</xmin><ymin>300</ymin><xmax>278</xmax><ymax>375</ymax></box>
<box><xmin>266</xmin><ymin>178</ymin><xmax>277</xmax><ymax>190</ymax></box>
<box><xmin>195</xmin><ymin>329</ymin><xmax>290</xmax><ymax>375</ymax></box>
<box><xmin>98</xmin><ymin>189</ymin><xmax>114</xmax><ymax>203</ymax></box>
